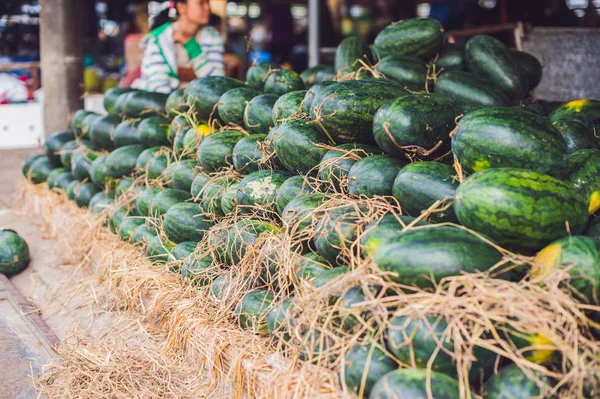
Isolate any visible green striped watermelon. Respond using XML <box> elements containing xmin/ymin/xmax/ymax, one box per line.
<box><xmin>166</xmin><ymin>159</ymin><xmax>198</xmax><ymax>192</ymax></box>
<box><xmin>136</xmin><ymin>187</ymin><xmax>162</xmax><ymax>216</ymax></box>
<box><xmin>139</xmin><ymin>116</ymin><xmax>171</xmax><ymax>147</ymax></box>
<box><xmin>190</xmin><ymin>172</ymin><xmax>211</xmax><ymax>199</ymax></box>
<box><xmin>373</xmin><ymin>18</ymin><xmax>444</xmax><ymax>60</ymax></box>
<box><xmin>376</xmin><ymin>55</ymin><xmax>429</xmax><ymax>92</ymax></box>
<box><xmin>184</xmin><ymin>76</ymin><xmax>245</xmax><ymax>122</ymax></box>
<box><xmin>135</xmin><ymin>146</ymin><xmax>162</xmax><ymax>172</ymax></box>
<box><xmin>103</xmin><ymin>87</ymin><xmax>136</xmax><ymax>114</ymax></box>
<box><xmin>45</xmin><ymin>130</ymin><xmax>76</xmax><ymax>166</ymax></box>
<box><xmin>244</xmin><ymin>94</ymin><xmax>279</xmax><ymax>134</ymax></box>
<box><xmin>335</xmin><ymin>36</ymin><xmax>371</xmax><ymax>72</ymax></box>
<box><xmin>246</xmin><ymin>61</ymin><xmax>280</xmax><ymax>90</ymax></box>
<box><xmin>235</xmin><ymin>289</ymin><xmax>275</xmax><ymax>333</ymax></box>
<box><xmin>146</xmin><ymin>152</ymin><xmax>172</xmax><ymax>181</ymax></box>
<box><xmin>369</xmin><ymin>369</ymin><xmax>460</xmax><ymax>399</ymax></box>
<box><xmin>434</xmin><ymin>71</ymin><xmax>510</xmax><ymax>108</ymax></box>
<box><xmin>272</xmin><ymin>90</ymin><xmax>306</xmax><ymax>125</ymax></box>
<box><xmin>561</xmin><ymin>149</ymin><xmax>600</xmax><ymax>215</ymax></box>
<box><xmin>484</xmin><ymin>365</ymin><xmax>552</xmax><ymax>399</ymax></box>
<box><xmin>220</xmin><ymin>182</ymin><xmax>240</xmax><ymax>215</ymax></box>
<box><xmin>218</xmin><ymin>87</ymin><xmax>261</xmax><ymax>126</ymax></box>
<box><xmin>146</xmin><ymin>236</ymin><xmax>176</xmax><ymax>264</ymax></box>
<box><xmin>166</xmin><ymin>88</ymin><xmax>189</xmax><ymax>118</ymax></box>
<box><xmin>232</xmin><ymin>134</ymin><xmax>272</xmax><ymax>174</ymax></box>
<box><xmin>549</xmin><ymin>99</ymin><xmax>600</xmax><ymax>141</ymax></box>
<box><xmin>27</xmin><ymin>156</ymin><xmax>56</xmax><ymax>184</ymax></box>
<box><xmin>90</xmin><ymin>115</ymin><xmax>120</xmax><ymax>151</ymax></box>
<box><xmin>71</xmin><ymin>110</ymin><xmax>96</xmax><ymax>139</ymax></box>
<box><xmin>74</xmin><ymin>182</ymin><xmax>101</xmax><ymax>208</ymax></box>
<box><xmin>113</xmin><ymin>120</ymin><xmax>142</xmax><ymax>148</ymax></box>
<box><xmin>435</xmin><ymin>43</ymin><xmax>465</xmax><ymax>72</ymax></box>
<box><xmin>313</xmin><ymin>206</ymin><xmax>364</xmax><ymax>264</ymax></box>
<box><xmin>360</xmin><ymin>215</ymin><xmax>429</xmax><ymax>258</ymax></box>
<box><xmin>264</xmin><ymin>69</ymin><xmax>305</xmax><ymax>96</ymax></box>
<box><xmin>344</xmin><ymin>343</ymin><xmax>397</xmax><ymax>398</ymax></box>
<box><xmin>105</xmin><ymin>144</ymin><xmax>146</xmax><ymax>179</ymax></box>
<box><xmin>235</xmin><ymin>170</ymin><xmax>293</xmax><ymax>212</ymax></box>
<box><xmin>552</xmin><ymin>119</ymin><xmax>596</xmax><ymax>154</ymax></box>
<box><xmin>318</xmin><ymin>143</ymin><xmax>381</xmax><ymax>190</ymax></box>
<box><xmin>199</xmin><ymin>176</ymin><xmax>239</xmax><ymax>216</ymax></box>
<box><xmin>149</xmin><ymin>189</ymin><xmax>190</xmax><ymax>216</ymax></box>
<box><xmin>163</xmin><ymin>202</ymin><xmax>213</xmax><ymax>243</ymax></box>
<box><xmin>168</xmin><ymin>115</ymin><xmax>191</xmax><ymax>142</ymax></box>
<box><xmin>0</xmin><ymin>229</ymin><xmax>30</xmax><ymax>276</ymax></box>
<box><xmin>347</xmin><ymin>155</ymin><xmax>405</xmax><ymax>198</ymax></box>
<box><xmin>132</xmin><ymin>224</ymin><xmax>158</xmax><ymax>246</ymax></box>
<box><xmin>197</xmin><ymin>130</ymin><xmax>246</xmax><ymax>172</ymax></box>
<box><xmin>22</xmin><ymin>153</ymin><xmax>45</xmax><ymax>178</ymax></box>
<box><xmin>275</xmin><ymin>175</ymin><xmax>313</xmax><ymax>215</ymax></box>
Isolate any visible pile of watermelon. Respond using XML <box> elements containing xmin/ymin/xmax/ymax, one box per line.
<box><xmin>23</xmin><ymin>17</ymin><xmax>600</xmax><ymax>399</ymax></box>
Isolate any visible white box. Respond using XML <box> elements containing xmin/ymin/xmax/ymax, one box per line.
<box><xmin>0</xmin><ymin>103</ymin><xmax>45</xmax><ymax>149</ymax></box>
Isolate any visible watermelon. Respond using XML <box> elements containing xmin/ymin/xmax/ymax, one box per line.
<box><xmin>118</xmin><ymin>91</ymin><xmax>168</xmax><ymax>118</ymax></box>
<box><xmin>163</xmin><ymin>202</ymin><xmax>213</xmax><ymax>243</ymax></box>
<box><xmin>113</xmin><ymin>119</ymin><xmax>142</xmax><ymax>148</ymax></box>
<box><xmin>309</xmin><ymin>80</ymin><xmax>407</xmax><ymax>144</ymax></box>
<box><xmin>115</xmin><ymin>178</ymin><xmax>134</xmax><ymax>197</ymax></box>
<box><xmin>232</xmin><ymin>134</ymin><xmax>271</xmax><ymax>174</ymax></box>
<box><xmin>105</xmin><ymin>144</ymin><xmax>146</xmax><ymax>179</ymax></box>
<box><xmin>373</xmin><ymin>225</ymin><xmax>504</xmax><ymax>287</ymax></box>
<box><xmin>451</xmin><ymin>107</ymin><xmax>567</xmax><ymax>174</ymax></box>
<box><xmin>66</xmin><ymin>181</ymin><xmax>79</xmax><ymax>200</ymax></box>
<box><xmin>199</xmin><ymin>176</ymin><xmax>239</xmax><ymax>216</ymax></box>
<box><xmin>246</xmin><ymin>61</ymin><xmax>280</xmax><ymax>90</ymax></box>
<box><xmin>136</xmin><ymin>187</ymin><xmax>162</xmax><ymax>216</ymax></box>
<box><xmin>361</xmin><ymin>215</ymin><xmax>429</xmax><ymax>258</ymax></box>
<box><xmin>312</xmin><ymin>263</ymin><xmax>349</xmax><ymax>289</ymax></box>
<box><xmin>344</xmin><ymin>343</ymin><xmax>397</xmax><ymax>398</ymax></box>
<box><xmin>318</xmin><ymin>143</ymin><xmax>381</xmax><ymax>190</ymax></box>
<box><xmin>168</xmin><ymin>115</ymin><xmax>191</xmax><ymax>142</ymax></box>
<box><xmin>197</xmin><ymin>130</ymin><xmax>246</xmax><ymax>172</ymax></box>
<box><xmin>561</xmin><ymin>149</ymin><xmax>600</xmax><ymax>215</ymax></box>
<box><xmin>337</xmin><ymin>284</ymin><xmax>382</xmax><ymax>329</ymax></box>
<box><xmin>0</xmin><ymin>229</ymin><xmax>30</xmax><ymax>276</ymax></box>
<box><xmin>146</xmin><ymin>152</ymin><xmax>171</xmax><ymax>180</ymax></box>
<box><xmin>89</xmin><ymin>155</ymin><xmax>111</xmax><ymax>188</ymax></box>
<box><xmin>295</xmin><ymin>252</ymin><xmax>332</xmax><ymax>282</ymax></box>
<box><xmin>22</xmin><ymin>153</ymin><xmax>45</xmax><ymax>177</ymax></box>
<box><xmin>315</xmin><ymin>66</ymin><xmax>336</xmax><ymax>83</ymax></box>
<box><xmin>46</xmin><ymin>168</ymin><xmax>65</xmax><ymax>190</ymax></box>
<box><xmin>300</xmin><ymin>65</ymin><xmax>331</xmax><ymax>87</ymax></box>
<box><xmin>139</xmin><ymin>116</ymin><xmax>170</xmax><ymax>147</ymax></box>
<box><xmin>434</xmin><ymin>71</ymin><xmax>510</xmax><ymax>108</ymax></box>
<box><xmin>146</xmin><ymin>236</ymin><xmax>176</xmax><ymax>264</ymax></box>
<box><xmin>108</xmin><ymin>206</ymin><xmax>129</xmax><ymax>234</ymax></box>
<box><xmin>454</xmin><ymin>168</ymin><xmax>589</xmax><ymax>252</ymax></box>
<box><xmin>166</xmin><ymin>159</ymin><xmax>198</xmax><ymax>192</ymax></box>
<box><xmin>218</xmin><ymin>87</ymin><xmax>261</xmax><ymax>126</ymax></box>
<box><xmin>392</xmin><ymin>162</ymin><xmax>458</xmax><ymax>222</ymax></box>
<box><xmin>74</xmin><ymin>182</ymin><xmax>101</xmax><ymax>208</ymax></box>
<box><xmin>244</xmin><ymin>94</ymin><xmax>279</xmax><ymax>134</ymax></box>
<box><xmin>220</xmin><ymin>182</ymin><xmax>240</xmax><ymax>215</ymax></box>
<box><xmin>166</xmin><ymin>88</ymin><xmax>189</xmax><ymax>118</ymax></box>
<box><xmin>369</xmin><ymin>369</ymin><xmax>460</xmax><ymax>399</ymax></box>
<box><xmin>465</xmin><ymin>35</ymin><xmax>528</xmax><ymax>99</ymax></box>
<box><xmin>58</xmin><ymin>140</ymin><xmax>80</xmax><ymax>171</ymax></box>
<box><xmin>264</xmin><ymin>69</ymin><xmax>305</xmax><ymax>96</ymax></box>
<box><xmin>209</xmin><ymin>273</ymin><xmax>230</xmax><ymax>299</ymax></box>
<box><xmin>80</xmin><ymin>113</ymin><xmax>101</xmax><ymax>140</ymax></box>
<box><xmin>52</xmin><ymin>172</ymin><xmax>76</xmax><ymax>192</ymax></box>
<box><xmin>71</xmin><ymin>109</ymin><xmax>96</xmax><ymax>138</ymax></box>
<box><xmin>533</xmin><ymin>236</ymin><xmax>600</xmax><ymax>304</ymax></box>
<box><xmin>89</xmin><ymin>192</ymin><xmax>114</xmax><ymax>214</ymax></box>
<box><xmin>435</xmin><ymin>43</ymin><xmax>465</xmax><ymax>72</ymax></box>
<box><xmin>181</xmin><ymin>253</ymin><xmax>214</xmax><ymax>286</ymax></box>
<box><xmin>549</xmin><ymin>99</ymin><xmax>600</xmax><ymax>139</ymax></box>
<box><xmin>552</xmin><ymin>119</ymin><xmax>596</xmax><ymax>154</ymax></box>
<box><xmin>335</xmin><ymin>36</ymin><xmax>371</xmax><ymax>72</ymax></box>
<box><xmin>313</xmin><ymin>206</ymin><xmax>364</xmax><ymax>264</ymax></box>
<box><xmin>211</xmin><ymin>219</ymin><xmax>280</xmax><ymax>265</ymax></box>
<box><xmin>301</xmin><ymin>81</ymin><xmax>335</xmax><ymax>115</ymax></box>
<box><xmin>269</xmin><ymin>119</ymin><xmax>330</xmax><ymax>175</ymax></box>
<box><xmin>373</xmin><ymin>18</ymin><xmax>444</xmax><ymax>60</ymax></box>
<box><xmin>299</xmin><ymin>329</ymin><xmax>334</xmax><ymax>363</ymax></box>
<box><xmin>190</xmin><ymin>172</ymin><xmax>211</xmax><ymax>199</ymax></box>
<box><xmin>272</xmin><ymin>90</ymin><xmax>306</xmax><ymax>125</ymax></box>
<box><xmin>71</xmin><ymin>151</ymin><xmax>99</xmax><ymax>181</ymax></box>
<box><xmin>132</xmin><ymin>224</ymin><xmax>158</xmax><ymax>246</ymax></box>
<box><xmin>172</xmin><ymin>241</ymin><xmax>196</xmax><ymax>261</ymax></box>
<box><xmin>372</xmin><ymin>93</ymin><xmax>459</xmax><ymax>159</ymax></box>
<box><xmin>103</xmin><ymin>87</ymin><xmax>136</xmax><ymax>114</ymax></box>
<box><xmin>275</xmin><ymin>175</ymin><xmax>313</xmax><ymax>215</ymax></box>
<box><xmin>267</xmin><ymin>297</ymin><xmax>294</xmax><ymax>340</ymax></box>
<box><xmin>347</xmin><ymin>155</ymin><xmax>405</xmax><ymax>198</ymax></box>
<box><xmin>45</xmin><ymin>130</ymin><xmax>76</xmax><ymax>166</ymax></box>
<box><xmin>185</xmin><ymin>76</ymin><xmax>245</xmax><ymax>122</ymax></box>
<box><xmin>135</xmin><ymin>146</ymin><xmax>162</xmax><ymax>172</ymax></box>
<box><xmin>484</xmin><ymin>364</ymin><xmax>552</xmax><ymax>399</ymax></box>
<box><xmin>587</xmin><ymin>217</ymin><xmax>600</xmax><ymax>240</ymax></box>
<box><xmin>174</xmin><ymin>127</ymin><xmax>201</xmax><ymax>157</ymax></box>
<box><xmin>282</xmin><ymin>193</ymin><xmax>327</xmax><ymax>241</ymax></box>
<box><xmin>235</xmin><ymin>289</ymin><xmax>275</xmax><ymax>333</ymax></box>
<box><xmin>149</xmin><ymin>189</ymin><xmax>190</xmax><ymax>216</ymax></box>
<box><xmin>509</xmin><ymin>49</ymin><xmax>543</xmax><ymax>91</ymax></box>
<box><xmin>27</xmin><ymin>156</ymin><xmax>56</xmax><ymax>184</ymax></box>
<box><xmin>375</xmin><ymin>55</ymin><xmax>429</xmax><ymax>92</ymax></box>
<box><xmin>90</xmin><ymin>115</ymin><xmax>120</xmax><ymax>151</ymax></box>
<box><xmin>235</xmin><ymin>170</ymin><xmax>293</xmax><ymax>212</ymax></box>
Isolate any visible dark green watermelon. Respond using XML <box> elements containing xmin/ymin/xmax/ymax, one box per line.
<box><xmin>105</xmin><ymin>144</ymin><xmax>146</xmax><ymax>179</ymax></box>
<box><xmin>115</xmin><ymin>178</ymin><xmax>134</xmax><ymax>197</ymax></box>
<box><xmin>369</xmin><ymin>368</ymin><xmax>460</xmax><ymax>399</ymax></box>
<box><xmin>135</xmin><ymin>146</ymin><xmax>162</xmax><ymax>172</ymax></box>
<box><xmin>318</xmin><ymin>144</ymin><xmax>381</xmax><ymax>190</ymax></box>
<box><xmin>561</xmin><ymin>149</ymin><xmax>600</xmax><ymax>215</ymax></box>
<box><xmin>66</xmin><ymin>180</ymin><xmax>79</xmax><ymax>200</ymax></box>
<box><xmin>549</xmin><ymin>99</ymin><xmax>600</xmax><ymax>140</ymax></box>
<box><xmin>184</xmin><ymin>76</ymin><xmax>245</xmax><ymax>122</ymax></box>
<box><xmin>376</xmin><ymin>55</ymin><xmax>429</xmax><ymax>92</ymax></box>
<box><xmin>281</xmin><ymin>193</ymin><xmax>327</xmax><ymax>239</ymax></box>
<box><xmin>113</xmin><ymin>119</ymin><xmax>142</xmax><ymax>148</ymax></box>
<box><xmin>552</xmin><ymin>119</ymin><xmax>596</xmax><ymax>154</ymax></box>
<box><xmin>301</xmin><ymin>81</ymin><xmax>335</xmax><ymax>115</ymax></box>
<box><xmin>52</xmin><ymin>172</ymin><xmax>76</xmax><ymax>192</ymax></box>
<box><xmin>315</xmin><ymin>66</ymin><xmax>336</xmax><ymax>83</ymax></box>
<box><xmin>335</xmin><ymin>36</ymin><xmax>371</xmax><ymax>72</ymax></box>
<box><xmin>71</xmin><ymin>151</ymin><xmax>99</xmax><ymax>181</ymax></box>
<box><xmin>132</xmin><ymin>224</ymin><xmax>158</xmax><ymax>246</ymax></box>
<box><xmin>181</xmin><ymin>253</ymin><xmax>214</xmax><ymax>286</ymax></box>
<box><xmin>300</xmin><ymin>65</ymin><xmax>331</xmax><ymax>87</ymax></box>
<box><xmin>146</xmin><ymin>236</ymin><xmax>176</xmax><ymax>264</ymax></box>
<box><xmin>373</xmin><ymin>18</ymin><xmax>444</xmax><ymax>60</ymax></box>
<box><xmin>509</xmin><ymin>49</ymin><xmax>543</xmax><ymax>91</ymax></box>
<box><xmin>434</xmin><ymin>70</ymin><xmax>510</xmax><ymax>108</ymax></box>
<box><xmin>232</xmin><ymin>134</ymin><xmax>271</xmax><ymax>174</ymax></box>
<box><xmin>220</xmin><ymin>182</ymin><xmax>240</xmax><ymax>215</ymax></box>
<box><xmin>361</xmin><ymin>215</ymin><xmax>429</xmax><ymax>258</ymax></box>
<box><xmin>272</xmin><ymin>90</ymin><xmax>306</xmax><ymax>125</ymax></box>
<box><xmin>310</xmin><ymin>265</ymin><xmax>349</xmax><ymax>289</ymax></box>
<box><xmin>267</xmin><ymin>297</ymin><xmax>294</xmax><ymax>340</ymax></box>
<box><xmin>90</xmin><ymin>115</ymin><xmax>120</xmax><ymax>151</ymax></box>
<box><xmin>451</xmin><ymin>107</ymin><xmax>567</xmax><ymax>174</ymax></box>
<box><xmin>347</xmin><ymin>155</ymin><xmax>405</xmax><ymax>198</ymax></box>
<box><xmin>89</xmin><ymin>192</ymin><xmax>115</xmax><ymax>214</ymax></box>
<box><xmin>22</xmin><ymin>153</ymin><xmax>45</xmax><ymax>178</ymax></box>
<box><xmin>146</xmin><ymin>152</ymin><xmax>172</xmax><ymax>180</ymax></box>
<box><xmin>149</xmin><ymin>189</ymin><xmax>190</xmax><ymax>216</ymax></box>
<box><xmin>197</xmin><ymin>130</ymin><xmax>246</xmax><ymax>172</ymax></box>
<box><xmin>235</xmin><ymin>170</ymin><xmax>294</xmax><ymax>212</ymax></box>
<box><xmin>309</xmin><ymin>80</ymin><xmax>408</xmax><ymax>144</ymax></box>
<box><xmin>71</xmin><ymin>109</ymin><xmax>96</xmax><ymax>139</ymax></box>
<box><xmin>246</xmin><ymin>61</ymin><xmax>280</xmax><ymax>90</ymax></box>
<box><xmin>275</xmin><ymin>175</ymin><xmax>313</xmax><ymax>215</ymax></box>
<box><xmin>45</xmin><ymin>130</ymin><xmax>76</xmax><ymax>166</ymax></box>
<box><xmin>163</xmin><ymin>202</ymin><xmax>213</xmax><ymax>243</ymax></box>
<box><xmin>587</xmin><ymin>217</ymin><xmax>600</xmax><ymax>240</ymax></box>
<box><xmin>465</xmin><ymin>35</ymin><xmax>528</xmax><ymax>99</ymax></box>
<box><xmin>344</xmin><ymin>342</ymin><xmax>397</xmax><ymax>398</ymax></box>
<box><xmin>58</xmin><ymin>140</ymin><xmax>80</xmax><ymax>171</ymax></box>
<box><xmin>166</xmin><ymin>88</ymin><xmax>189</xmax><ymax>118</ymax></box>
<box><xmin>103</xmin><ymin>87</ymin><xmax>136</xmax><ymax>114</ymax></box>
<box><xmin>108</xmin><ymin>206</ymin><xmax>129</xmax><ymax>234</ymax></box>
<box><xmin>119</xmin><ymin>91</ymin><xmax>168</xmax><ymax>119</ymax></box>
<box><xmin>264</xmin><ymin>69</ymin><xmax>305</xmax><ymax>96</ymax></box>
<box><xmin>174</xmin><ymin>127</ymin><xmax>201</xmax><ymax>158</ymax></box>
<box><xmin>168</xmin><ymin>115</ymin><xmax>191</xmax><ymax>143</ymax></box>
<box><xmin>392</xmin><ymin>162</ymin><xmax>458</xmax><ymax>222</ymax></box>
<box><xmin>139</xmin><ymin>116</ymin><xmax>171</xmax><ymax>147</ymax></box>
<box><xmin>89</xmin><ymin>155</ymin><xmax>111</xmax><ymax>188</ymax></box>
<box><xmin>80</xmin><ymin>113</ymin><xmax>102</xmax><ymax>140</ymax></box>
<box><xmin>313</xmin><ymin>206</ymin><xmax>363</xmax><ymax>264</ymax></box>
<box><xmin>244</xmin><ymin>94</ymin><xmax>279</xmax><ymax>134</ymax></box>
<box><xmin>218</xmin><ymin>87</ymin><xmax>261</xmax><ymax>126</ymax></box>
<box><xmin>166</xmin><ymin>159</ymin><xmax>198</xmax><ymax>192</ymax></box>
<box><xmin>46</xmin><ymin>168</ymin><xmax>65</xmax><ymax>190</ymax></box>
<box><xmin>27</xmin><ymin>156</ymin><xmax>55</xmax><ymax>184</ymax></box>
<box><xmin>235</xmin><ymin>289</ymin><xmax>275</xmax><ymax>333</ymax></box>
<box><xmin>0</xmin><ymin>229</ymin><xmax>30</xmax><ymax>276</ymax></box>
<box><xmin>454</xmin><ymin>168</ymin><xmax>589</xmax><ymax>252</ymax></box>
<box><xmin>136</xmin><ymin>187</ymin><xmax>162</xmax><ymax>216</ymax></box>
<box><xmin>269</xmin><ymin>119</ymin><xmax>330</xmax><ymax>175</ymax></box>
<box><xmin>373</xmin><ymin>93</ymin><xmax>459</xmax><ymax>159</ymax></box>
<box><xmin>190</xmin><ymin>172</ymin><xmax>211</xmax><ymax>199</ymax></box>
<box><xmin>435</xmin><ymin>43</ymin><xmax>465</xmax><ymax>72</ymax></box>
<box><xmin>199</xmin><ymin>176</ymin><xmax>239</xmax><ymax>216</ymax></box>
<box><xmin>74</xmin><ymin>182</ymin><xmax>101</xmax><ymax>208</ymax></box>
<box><xmin>484</xmin><ymin>364</ymin><xmax>552</xmax><ymax>399</ymax></box>
<box><xmin>210</xmin><ymin>219</ymin><xmax>280</xmax><ymax>265</ymax></box>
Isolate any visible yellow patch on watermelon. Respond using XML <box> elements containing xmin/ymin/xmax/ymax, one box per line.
<box><xmin>472</xmin><ymin>159</ymin><xmax>491</xmax><ymax>172</ymax></box>
<box><xmin>564</xmin><ymin>99</ymin><xmax>588</xmax><ymax>113</ymax></box>
<box><xmin>588</xmin><ymin>191</ymin><xmax>600</xmax><ymax>215</ymax></box>
<box><xmin>197</xmin><ymin>124</ymin><xmax>212</xmax><ymax>137</ymax></box>
<box><xmin>532</xmin><ymin>243</ymin><xmax>562</xmax><ymax>278</ymax></box>
<box><xmin>525</xmin><ymin>334</ymin><xmax>555</xmax><ymax>365</ymax></box>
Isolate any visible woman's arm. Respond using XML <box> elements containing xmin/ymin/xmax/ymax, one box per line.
<box><xmin>139</xmin><ymin>39</ymin><xmax>177</xmax><ymax>93</ymax></box>
<box><xmin>185</xmin><ymin>26</ymin><xmax>225</xmax><ymax>78</ymax></box>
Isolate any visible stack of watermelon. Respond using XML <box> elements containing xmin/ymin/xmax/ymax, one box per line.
<box><xmin>22</xmin><ymin>16</ymin><xmax>600</xmax><ymax>398</ymax></box>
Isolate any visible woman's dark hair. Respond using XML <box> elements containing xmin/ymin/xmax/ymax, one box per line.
<box><xmin>150</xmin><ymin>0</ymin><xmax>186</xmax><ymax>31</ymax></box>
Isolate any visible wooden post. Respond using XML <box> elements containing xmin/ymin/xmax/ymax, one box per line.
<box><xmin>40</xmin><ymin>0</ymin><xmax>84</xmax><ymax>136</ymax></box>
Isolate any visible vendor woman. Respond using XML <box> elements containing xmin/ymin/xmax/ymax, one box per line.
<box><xmin>133</xmin><ymin>0</ymin><xmax>224</xmax><ymax>93</ymax></box>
